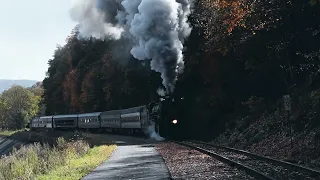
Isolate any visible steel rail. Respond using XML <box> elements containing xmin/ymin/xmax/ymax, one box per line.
<box><xmin>174</xmin><ymin>141</ymin><xmax>276</xmax><ymax>180</ymax></box>
<box><xmin>190</xmin><ymin>140</ymin><xmax>320</xmax><ymax>177</ymax></box>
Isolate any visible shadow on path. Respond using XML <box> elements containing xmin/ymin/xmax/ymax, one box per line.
<box><xmin>82</xmin><ymin>144</ymin><xmax>172</xmax><ymax>180</ymax></box>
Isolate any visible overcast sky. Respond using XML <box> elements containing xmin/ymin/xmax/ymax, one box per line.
<box><xmin>0</xmin><ymin>0</ymin><xmax>77</xmax><ymax>81</ymax></box>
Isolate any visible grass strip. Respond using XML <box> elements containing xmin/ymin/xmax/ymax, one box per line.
<box><xmin>0</xmin><ymin>129</ymin><xmax>25</xmax><ymax>136</ymax></box>
<box><xmin>0</xmin><ymin>136</ymin><xmax>117</xmax><ymax>180</ymax></box>
<box><xmin>36</xmin><ymin>144</ymin><xmax>117</xmax><ymax>180</ymax></box>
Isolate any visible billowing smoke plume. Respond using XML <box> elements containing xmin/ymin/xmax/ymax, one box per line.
<box><xmin>69</xmin><ymin>0</ymin><xmax>193</xmax><ymax>93</ymax></box>
<box><xmin>69</xmin><ymin>0</ymin><xmax>124</xmax><ymax>39</ymax></box>
<box><xmin>157</xmin><ymin>87</ymin><xmax>166</xmax><ymax>97</ymax></box>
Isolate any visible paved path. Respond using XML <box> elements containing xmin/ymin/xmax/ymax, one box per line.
<box><xmin>82</xmin><ymin>143</ymin><xmax>171</xmax><ymax>180</ymax></box>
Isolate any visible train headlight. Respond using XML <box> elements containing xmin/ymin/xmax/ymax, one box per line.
<box><xmin>172</xmin><ymin>119</ymin><xmax>178</xmax><ymax>124</ymax></box>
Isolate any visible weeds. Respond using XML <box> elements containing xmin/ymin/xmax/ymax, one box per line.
<box><xmin>0</xmin><ymin>137</ymin><xmax>115</xmax><ymax>180</ymax></box>
<box><xmin>37</xmin><ymin>145</ymin><xmax>116</xmax><ymax>180</ymax></box>
<box><xmin>0</xmin><ymin>129</ymin><xmax>26</xmax><ymax>136</ymax></box>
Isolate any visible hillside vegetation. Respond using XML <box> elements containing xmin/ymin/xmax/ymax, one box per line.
<box><xmin>0</xmin><ymin>83</ymin><xmax>44</xmax><ymax>129</ymax></box>
<box><xmin>40</xmin><ymin>0</ymin><xmax>320</xmax><ymax>165</ymax></box>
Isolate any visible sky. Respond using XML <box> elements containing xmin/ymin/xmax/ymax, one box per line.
<box><xmin>0</xmin><ymin>1</ymin><xmax>77</xmax><ymax>81</ymax></box>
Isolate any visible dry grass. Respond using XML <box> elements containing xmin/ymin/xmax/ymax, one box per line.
<box><xmin>0</xmin><ymin>129</ymin><xmax>26</xmax><ymax>136</ymax></box>
<box><xmin>37</xmin><ymin>144</ymin><xmax>116</xmax><ymax>180</ymax></box>
<box><xmin>0</xmin><ymin>137</ymin><xmax>116</xmax><ymax>180</ymax></box>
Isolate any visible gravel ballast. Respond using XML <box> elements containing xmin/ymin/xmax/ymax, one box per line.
<box><xmin>155</xmin><ymin>142</ymin><xmax>257</xmax><ymax>180</ymax></box>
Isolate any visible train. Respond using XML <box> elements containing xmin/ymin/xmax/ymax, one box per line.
<box><xmin>28</xmin><ymin>99</ymin><xmax>180</xmax><ymax>139</ymax></box>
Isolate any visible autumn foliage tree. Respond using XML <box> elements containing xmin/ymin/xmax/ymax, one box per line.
<box><xmin>174</xmin><ymin>0</ymin><xmax>320</xmax><ymax>137</ymax></box>
<box><xmin>43</xmin><ymin>30</ymin><xmax>162</xmax><ymax>115</ymax></box>
<box><xmin>42</xmin><ymin>0</ymin><xmax>320</xmax><ymax>138</ymax></box>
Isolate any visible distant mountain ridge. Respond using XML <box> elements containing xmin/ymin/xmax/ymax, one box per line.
<box><xmin>0</xmin><ymin>79</ymin><xmax>39</xmax><ymax>93</ymax></box>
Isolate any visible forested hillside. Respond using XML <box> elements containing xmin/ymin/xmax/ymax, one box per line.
<box><xmin>43</xmin><ymin>0</ymin><xmax>320</xmax><ymax>142</ymax></box>
<box><xmin>43</xmin><ymin>35</ymin><xmax>162</xmax><ymax>114</ymax></box>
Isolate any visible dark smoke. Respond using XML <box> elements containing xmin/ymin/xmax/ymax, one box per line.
<box><xmin>69</xmin><ymin>0</ymin><xmax>193</xmax><ymax>93</ymax></box>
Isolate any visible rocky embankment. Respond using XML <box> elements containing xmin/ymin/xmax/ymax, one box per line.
<box><xmin>213</xmin><ymin>100</ymin><xmax>320</xmax><ymax>171</ymax></box>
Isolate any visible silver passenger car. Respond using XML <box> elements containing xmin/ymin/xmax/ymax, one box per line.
<box><xmin>120</xmin><ymin>106</ymin><xmax>148</xmax><ymax>129</ymax></box>
<box><xmin>100</xmin><ymin>110</ymin><xmax>121</xmax><ymax>129</ymax></box>
<box><xmin>78</xmin><ymin>112</ymin><xmax>101</xmax><ymax>129</ymax></box>
<box><xmin>53</xmin><ymin>114</ymin><xmax>78</xmax><ymax>128</ymax></box>
<box><xmin>30</xmin><ymin>117</ymin><xmax>40</xmax><ymax>129</ymax></box>
<box><xmin>39</xmin><ymin>116</ymin><xmax>53</xmax><ymax>128</ymax></box>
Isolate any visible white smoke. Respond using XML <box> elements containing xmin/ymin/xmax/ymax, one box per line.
<box><xmin>146</xmin><ymin>123</ymin><xmax>165</xmax><ymax>141</ymax></box>
<box><xmin>157</xmin><ymin>87</ymin><xmax>166</xmax><ymax>97</ymax></box>
<box><xmin>69</xmin><ymin>0</ymin><xmax>193</xmax><ymax>93</ymax></box>
<box><xmin>69</xmin><ymin>0</ymin><xmax>124</xmax><ymax>40</ymax></box>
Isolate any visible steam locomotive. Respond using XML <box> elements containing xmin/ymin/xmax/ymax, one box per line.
<box><xmin>28</xmin><ymin>98</ymin><xmax>180</xmax><ymax>139</ymax></box>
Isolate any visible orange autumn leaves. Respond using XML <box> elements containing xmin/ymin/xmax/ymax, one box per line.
<box><xmin>215</xmin><ymin>0</ymin><xmax>252</xmax><ymax>33</ymax></box>
<box><xmin>201</xmin><ymin>0</ymin><xmax>252</xmax><ymax>33</ymax></box>
<box><xmin>63</xmin><ymin>69</ymin><xmax>80</xmax><ymax>112</ymax></box>
<box><xmin>201</xmin><ymin>0</ymin><xmax>275</xmax><ymax>34</ymax></box>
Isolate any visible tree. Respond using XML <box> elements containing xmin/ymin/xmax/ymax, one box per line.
<box><xmin>28</xmin><ymin>82</ymin><xmax>46</xmax><ymax>116</ymax></box>
<box><xmin>28</xmin><ymin>82</ymin><xmax>44</xmax><ymax>97</ymax></box>
<box><xmin>0</xmin><ymin>97</ymin><xmax>9</xmax><ymax>129</ymax></box>
<box><xmin>41</xmin><ymin>0</ymin><xmax>320</xmax><ymax>139</ymax></box>
<box><xmin>43</xmin><ymin>28</ymin><xmax>162</xmax><ymax>115</ymax></box>
<box><xmin>1</xmin><ymin>85</ymin><xmax>39</xmax><ymax>129</ymax></box>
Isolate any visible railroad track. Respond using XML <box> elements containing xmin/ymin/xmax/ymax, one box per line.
<box><xmin>175</xmin><ymin>140</ymin><xmax>320</xmax><ymax>180</ymax></box>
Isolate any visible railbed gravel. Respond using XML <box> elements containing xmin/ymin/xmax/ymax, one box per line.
<box><xmin>155</xmin><ymin>142</ymin><xmax>257</xmax><ymax>180</ymax></box>
<box><xmin>187</xmin><ymin>141</ymin><xmax>320</xmax><ymax>180</ymax></box>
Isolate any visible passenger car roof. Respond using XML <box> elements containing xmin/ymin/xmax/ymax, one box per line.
<box><xmin>40</xmin><ymin>116</ymin><xmax>53</xmax><ymax>119</ymax></box>
<box><xmin>53</xmin><ymin>114</ymin><xmax>78</xmax><ymax>118</ymax></box>
<box><xmin>78</xmin><ymin>112</ymin><xmax>102</xmax><ymax>117</ymax></box>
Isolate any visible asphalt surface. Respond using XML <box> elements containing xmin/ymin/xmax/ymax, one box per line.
<box><xmin>82</xmin><ymin>136</ymin><xmax>171</xmax><ymax>180</ymax></box>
